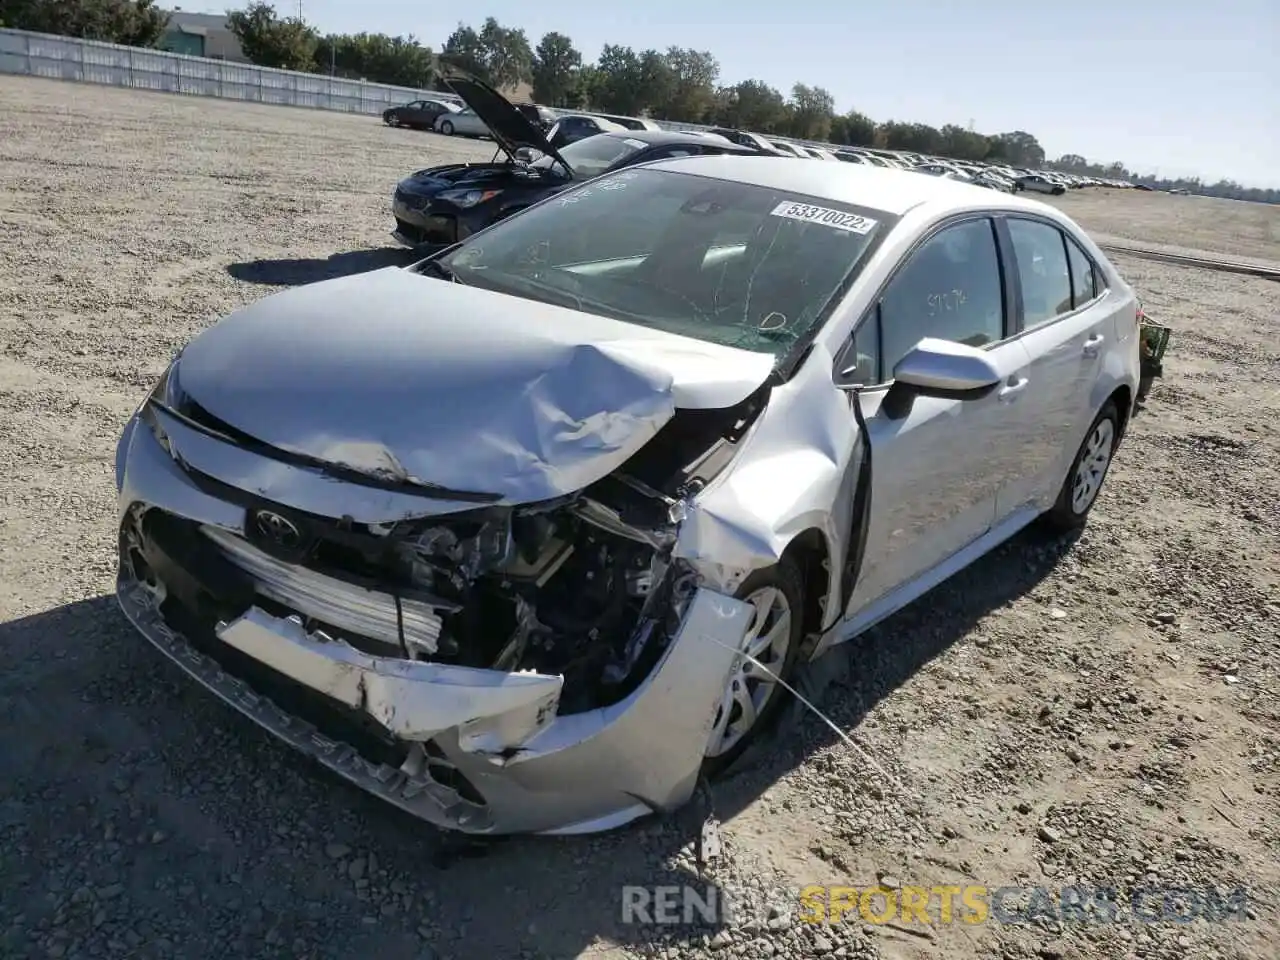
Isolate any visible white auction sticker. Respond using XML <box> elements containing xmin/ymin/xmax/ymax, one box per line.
<box><xmin>770</xmin><ymin>201</ymin><xmax>878</xmax><ymax>234</ymax></box>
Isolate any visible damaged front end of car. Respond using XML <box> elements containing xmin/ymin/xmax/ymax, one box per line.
<box><xmin>114</xmin><ymin>328</ymin><xmax>774</xmax><ymax>835</ymax></box>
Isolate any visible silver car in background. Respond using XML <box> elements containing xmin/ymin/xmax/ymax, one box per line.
<box><xmin>114</xmin><ymin>157</ymin><xmax>1140</xmax><ymax>835</ymax></box>
<box><xmin>434</xmin><ymin>107</ymin><xmax>490</xmax><ymax>138</ymax></box>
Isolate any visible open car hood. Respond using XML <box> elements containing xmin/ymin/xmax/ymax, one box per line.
<box><xmin>174</xmin><ymin>267</ymin><xmax>776</xmax><ymax>505</ymax></box>
<box><xmin>443</xmin><ymin>75</ymin><xmax>573</xmax><ymax>175</ymax></box>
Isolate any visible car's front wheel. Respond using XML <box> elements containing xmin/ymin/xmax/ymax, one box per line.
<box><xmin>1043</xmin><ymin>401</ymin><xmax>1119</xmax><ymax>532</ymax></box>
<box><xmin>439</xmin><ymin>120</ymin><xmax>454</xmax><ymax>136</ymax></box>
<box><xmin>701</xmin><ymin>558</ymin><xmax>805</xmax><ymax>777</ymax></box>
<box><xmin>386</xmin><ymin>114</ymin><xmax>400</xmax><ymax>127</ymax></box>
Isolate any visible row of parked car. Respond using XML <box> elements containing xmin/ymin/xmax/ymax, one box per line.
<box><xmin>382</xmin><ymin>92</ymin><xmax>1136</xmax><ymax>204</ymax></box>
<box><xmin>385</xmin><ymin>79</ymin><xmax>1139</xmax><ymax>249</ymax></box>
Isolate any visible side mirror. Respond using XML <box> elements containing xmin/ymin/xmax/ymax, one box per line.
<box><xmin>891</xmin><ymin>338</ymin><xmax>1001</xmax><ymax>399</ymax></box>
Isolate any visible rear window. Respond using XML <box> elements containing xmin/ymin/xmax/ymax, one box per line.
<box><xmin>436</xmin><ymin>168</ymin><xmax>893</xmax><ymax>359</ymax></box>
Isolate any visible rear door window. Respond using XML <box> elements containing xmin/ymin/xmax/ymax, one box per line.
<box><xmin>1064</xmin><ymin>234</ymin><xmax>1098</xmax><ymax>307</ymax></box>
<box><xmin>1006</xmin><ymin>218</ymin><xmax>1072</xmax><ymax>328</ymax></box>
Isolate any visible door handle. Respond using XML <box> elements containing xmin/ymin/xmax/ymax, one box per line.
<box><xmin>998</xmin><ymin>376</ymin><xmax>1029</xmax><ymax>401</ymax></box>
<box><xmin>1083</xmin><ymin>334</ymin><xmax>1105</xmax><ymax>357</ymax></box>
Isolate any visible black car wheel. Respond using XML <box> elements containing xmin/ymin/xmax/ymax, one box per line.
<box><xmin>439</xmin><ymin>120</ymin><xmax>454</xmax><ymax>136</ymax></box>
<box><xmin>386</xmin><ymin>114</ymin><xmax>400</xmax><ymax>127</ymax></box>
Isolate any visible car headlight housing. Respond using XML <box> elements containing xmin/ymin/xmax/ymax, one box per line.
<box><xmin>140</xmin><ymin>352</ymin><xmax>185</xmax><ymax>455</ymax></box>
<box><xmin>151</xmin><ymin>353</ymin><xmax>185</xmax><ymax>410</ymax></box>
<box><xmin>438</xmin><ymin>188</ymin><xmax>502</xmax><ymax>209</ymax></box>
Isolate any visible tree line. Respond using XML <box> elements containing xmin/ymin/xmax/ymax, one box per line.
<box><xmin>3</xmin><ymin>0</ymin><xmax>1272</xmax><ymax>203</ymax></box>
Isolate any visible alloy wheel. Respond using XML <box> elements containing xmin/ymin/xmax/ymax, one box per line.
<box><xmin>1071</xmin><ymin>417</ymin><xmax>1115</xmax><ymax>514</ymax></box>
<box><xmin>704</xmin><ymin>586</ymin><xmax>794</xmax><ymax>759</ymax></box>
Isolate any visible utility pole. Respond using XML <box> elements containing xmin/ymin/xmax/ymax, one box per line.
<box><xmin>297</xmin><ymin>0</ymin><xmax>302</xmax><ymax>19</ymax></box>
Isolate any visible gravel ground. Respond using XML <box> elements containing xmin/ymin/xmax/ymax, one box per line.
<box><xmin>1</xmin><ymin>76</ymin><xmax>1277</xmax><ymax>960</ymax></box>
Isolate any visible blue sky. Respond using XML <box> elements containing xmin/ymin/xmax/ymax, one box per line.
<box><xmin>193</xmin><ymin>0</ymin><xmax>1278</xmax><ymax>187</ymax></box>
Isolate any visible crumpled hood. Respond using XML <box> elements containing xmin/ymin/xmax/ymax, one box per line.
<box><xmin>176</xmin><ymin>267</ymin><xmax>775</xmax><ymax>504</ymax></box>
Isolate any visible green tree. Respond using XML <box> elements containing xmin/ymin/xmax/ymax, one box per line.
<box><xmin>654</xmin><ymin>47</ymin><xmax>718</xmax><ymax>121</ymax></box>
<box><xmin>787</xmin><ymin>82</ymin><xmax>835</xmax><ymax>140</ymax></box>
<box><xmin>478</xmin><ymin>17</ymin><xmax>532</xmax><ymax>89</ymax></box>
<box><xmin>594</xmin><ymin>44</ymin><xmax>646</xmax><ymax>114</ymax></box>
<box><xmin>938</xmin><ymin>123</ymin><xmax>990</xmax><ymax>161</ymax></box>
<box><xmin>226</xmin><ymin>2</ymin><xmax>317</xmax><ymax>71</ymax></box>
<box><xmin>531</xmin><ymin>31</ymin><xmax>580</xmax><ymax>106</ymax></box>
<box><xmin>709</xmin><ymin>79</ymin><xmax>788</xmax><ymax>132</ymax></box>
<box><xmin>987</xmin><ymin>130</ymin><xmax>1045</xmax><ymax>167</ymax></box>
<box><xmin>564</xmin><ymin>63</ymin><xmax>603</xmax><ymax>109</ymax></box>
<box><xmin>314</xmin><ymin>32</ymin><xmax>433</xmax><ymax>87</ymax></box>
<box><xmin>830</xmin><ymin>109</ymin><xmax>875</xmax><ymax>147</ymax></box>
<box><xmin>439</xmin><ymin>22</ymin><xmax>487</xmax><ymax>82</ymax></box>
<box><xmin>0</xmin><ymin>0</ymin><xmax>169</xmax><ymax>46</ymax></box>
<box><xmin>637</xmin><ymin>49</ymin><xmax>675</xmax><ymax>116</ymax></box>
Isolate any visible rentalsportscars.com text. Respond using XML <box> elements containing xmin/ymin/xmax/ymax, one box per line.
<box><xmin>620</xmin><ymin>883</ymin><xmax>1252</xmax><ymax>927</ymax></box>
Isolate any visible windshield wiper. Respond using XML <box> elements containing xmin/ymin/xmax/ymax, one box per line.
<box><xmin>420</xmin><ymin>259</ymin><xmax>461</xmax><ymax>283</ymax></box>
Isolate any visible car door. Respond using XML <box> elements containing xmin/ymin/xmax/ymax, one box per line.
<box><xmin>994</xmin><ymin>216</ymin><xmax>1113</xmax><ymax>516</ymax></box>
<box><xmin>403</xmin><ymin>101</ymin><xmax>426</xmax><ymax>125</ymax></box>
<box><xmin>422</xmin><ymin>101</ymin><xmax>448</xmax><ymax>125</ymax></box>
<box><xmin>450</xmin><ymin>109</ymin><xmax>475</xmax><ymax>135</ymax></box>
<box><xmin>839</xmin><ymin>216</ymin><xmax>1034</xmax><ymax>615</ymax></box>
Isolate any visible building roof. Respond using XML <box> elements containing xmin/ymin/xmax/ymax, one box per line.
<box><xmin>166</xmin><ymin>10</ymin><xmax>231</xmax><ymax>31</ymax></box>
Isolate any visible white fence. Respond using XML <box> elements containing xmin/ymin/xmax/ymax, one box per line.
<box><xmin>0</xmin><ymin>28</ymin><xmax>840</xmax><ymax>149</ymax></box>
<box><xmin>0</xmin><ymin>28</ymin><xmax>462</xmax><ymax>115</ymax></box>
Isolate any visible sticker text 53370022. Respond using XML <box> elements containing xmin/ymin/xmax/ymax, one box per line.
<box><xmin>770</xmin><ymin>201</ymin><xmax>878</xmax><ymax>234</ymax></box>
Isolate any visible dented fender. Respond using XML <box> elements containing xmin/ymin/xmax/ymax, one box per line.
<box><xmin>674</xmin><ymin>342</ymin><xmax>864</xmax><ymax>630</ymax></box>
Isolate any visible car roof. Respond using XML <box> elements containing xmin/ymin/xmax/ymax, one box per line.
<box><xmin>649</xmin><ymin>155</ymin><xmax>1059</xmax><ymax>217</ymax></box>
<box><xmin>601</xmin><ymin>129</ymin><xmax>756</xmax><ymax>151</ymax></box>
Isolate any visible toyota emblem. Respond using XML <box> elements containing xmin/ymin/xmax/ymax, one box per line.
<box><xmin>253</xmin><ymin>510</ymin><xmax>302</xmax><ymax>549</ymax></box>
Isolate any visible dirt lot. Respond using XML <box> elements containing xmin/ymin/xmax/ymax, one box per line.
<box><xmin>1</xmin><ymin>76</ymin><xmax>1277</xmax><ymax>960</ymax></box>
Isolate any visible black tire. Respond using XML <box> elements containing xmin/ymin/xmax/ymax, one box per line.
<box><xmin>386</xmin><ymin>114</ymin><xmax>400</xmax><ymax>127</ymax></box>
<box><xmin>439</xmin><ymin>120</ymin><xmax>454</xmax><ymax>136</ymax></box>
<box><xmin>1042</xmin><ymin>401</ymin><xmax>1120</xmax><ymax>533</ymax></box>
<box><xmin>700</xmin><ymin>556</ymin><xmax>806</xmax><ymax>778</ymax></box>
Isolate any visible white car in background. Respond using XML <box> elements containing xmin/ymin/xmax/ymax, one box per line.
<box><xmin>434</xmin><ymin>107</ymin><xmax>491</xmax><ymax>138</ymax></box>
<box><xmin>114</xmin><ymin>157</ymin><xmax>1140</xmax><ymax>835</ymax></box>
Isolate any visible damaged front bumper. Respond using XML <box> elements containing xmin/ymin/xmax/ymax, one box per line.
<box><xmin>115</xmin><ymin>415</ymin><xmax>754</xmax><ymax>835</ymax></box>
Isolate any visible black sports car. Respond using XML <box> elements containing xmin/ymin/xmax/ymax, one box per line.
<box><xmin>391</xmin><ymin>76</ymin><xmax>759</xmax><ymax>249</ymax></box>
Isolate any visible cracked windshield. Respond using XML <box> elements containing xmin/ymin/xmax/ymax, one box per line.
<box><xmin>436</xmin><ymin>168</ymin><xmax>889</xmax><ymax>355</ymax></box>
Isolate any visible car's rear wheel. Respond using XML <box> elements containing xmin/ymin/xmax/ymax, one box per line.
<box><xmin>1043</xmin><ymin>401</ymin><xmax>1119</xmax><ymax>532</ymax></box>
<box><xmin>439</xmin><ymin>120</ymin><xmax>454</xmax><ymax>136</ymax></box>
<box><xmin>701</xmin><ymin>558</ymin><xmax>805</xmax><ymax>777</ymax></box>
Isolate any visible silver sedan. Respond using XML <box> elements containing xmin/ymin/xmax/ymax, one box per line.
<box><xmin>114</xmin><ymin>156</ymin><xmax>1140</xmax><ymax>835</ymax></box>
<box><xmin>433</xmin><ymin>106</ymin><xmax>490</xmax><ymax>138</ymax></box>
